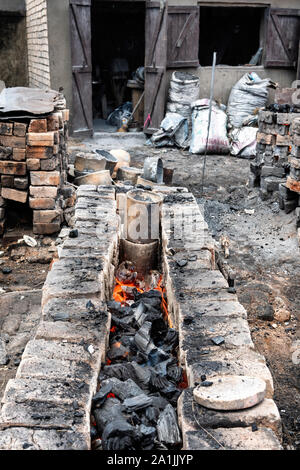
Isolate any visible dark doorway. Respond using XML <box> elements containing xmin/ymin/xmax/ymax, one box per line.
<box><xmin>91</xmin><ymin>1</ymin><xmax>145</xmax><ymax>132</ymax></box>
<box><xmin>199</xmin><ymin>7</ymin><xmax>265</xmax><ymax>66</ymax></box>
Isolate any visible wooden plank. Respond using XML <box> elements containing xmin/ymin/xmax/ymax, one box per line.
<box><xmin>27</xmin><ymin>132</ymin><xmax>55</xmax><ymax>147</ymax></box>
<box><xmin>167</xmin><ymin>5</ymin><xmax>199</xmax><ymax>68</ymax></box>
<box><xmin>1</xmin><ymin>187</ymin><xmax>28</xmax><ymax>204</ymax></box>
<box><xmin>0</xmin><ymin>135</ymin><xmax>26</xmax><ymax>149</ymax></box>
<box><xmin>144</xmin><ymin>2</ymin><xmax>168</xmax><ymax>133</ymax></box>
<box><xmin>264</xmin><ymin>8</ymin><xmax>300</xmax><ymax>68</ymax></box>
<box><xmin>70</xmin><ymin>0</ymin><xmax>93</xmax><ymax>136</ymax></box>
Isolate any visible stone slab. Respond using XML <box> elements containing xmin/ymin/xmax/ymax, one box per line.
<box><xmin>183</xmin><ymin>427</ymin><xmax>282</xmax><ymax>450</ymax></box>
<box><xmin>185</xmin><ymin>346</ymin><xmax>274</xmax><ymax>398</ymax></box>
<box><xmin>193</xmin><ymin>375</ymin><xmax>266</xmax><ymax>411</ymax></box>
<box><xmin>0</xmin><ymin>427</ymin><xmax>89</xmax><ymax>450</ymax></box>
<box><xmin>2</xmin><ymin>377</ymin><xmax>91</xmax><ymax>408</ymax></box>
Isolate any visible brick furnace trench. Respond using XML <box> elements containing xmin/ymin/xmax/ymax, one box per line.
<box><xmin>0</xmin><ymin>184</ymin><xmax>283</xmax><ymax>450</ymax></box>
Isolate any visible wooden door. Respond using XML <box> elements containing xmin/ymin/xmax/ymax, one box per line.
<box><xmin>70</xmin><ymin>0</ymin><xmax>93</xmax><ymax>137</ymax></box>
<box><xmin>264</xmin><ymin>8</ymin><xmax>300</xmax><ymax>69</ymax></box>
<box><xmin>167</xmin><ymin>6</ymin><xmax>199</xmax><ymax>68</ymax></box>
<box><xmin>144</xmin><ymin>0</ymin><xmax>168</xmax><ymax>134</ymax></box>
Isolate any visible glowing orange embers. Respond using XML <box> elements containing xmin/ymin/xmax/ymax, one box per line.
<box><xmin>112</xmin><ymin>261</ymin><xmax>171</xmax><ymax>327</ymax></box>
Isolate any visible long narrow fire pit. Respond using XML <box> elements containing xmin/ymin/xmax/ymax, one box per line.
<box><xmin>0</xmin><ymin>184</ymin><xmax>283</xmax><ymax>450</ymax></box>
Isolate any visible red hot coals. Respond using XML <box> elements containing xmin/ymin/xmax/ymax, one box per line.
<box><xmin>91</xmin><ymin>262</ymin><xmax>182</xmax><ymax>450</ymax></box>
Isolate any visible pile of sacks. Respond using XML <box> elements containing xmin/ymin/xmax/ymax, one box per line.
<box><xmin>150</xmin><ymin>71</ymin><xmax>276</xmax><ymax>158</ymax></box>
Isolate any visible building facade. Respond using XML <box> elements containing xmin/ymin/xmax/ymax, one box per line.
<box><xmin>0</xmin><ymin>0</ymin><xmax>299</xmax><ymax>135</ymax></box>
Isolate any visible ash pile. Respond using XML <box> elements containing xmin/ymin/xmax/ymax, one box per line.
<box><xmin>91</xmin><ymin>262</ymin><xmax>183</xmax><ymax>451</ymax></box>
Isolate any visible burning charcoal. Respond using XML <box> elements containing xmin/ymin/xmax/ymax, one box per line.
<box><xmin>163</xmin><ymin>329</ymin><xmax>179</xmax><ymax>350</ymax></box>
<box><xmin>149</xmin><ymin>373</ymin><xmax>171</xmax><ymax>392</ymax></box>
<box><xmin>153</xmin><ymin>358</ymin><xmax>173</xmax><ymax>377</ymax></box>
<box><xmin>133</xmin><ymin>302</ymin><xmax>147</xmax><ymax>327</ymax></box>
<box><xmin>102</xmin><ymin>419</ymin><xmax>138</xmax><ymax>450</ymax></box>
<box><xmin>92</xmin><ymin>383</ymin><xmax>113</xmax><ymax>407</ymax></box>
<box><xmin>139</xmin><ymin>424</ymin><xmax>157</xmax><ymax>450</ymax></box>
<box><xmin>147</xmin><ymin>347</ymin><xmax>170</xmax><ymax>367</ymax></box>
<box><xmin>149</xmin><ymin>373</ymin><xmax>181</xmax><ymax>404</ymax></box>
<box><xmin>107</xmin><ymin>301</ymin><xmax>132</xmax><ymax>317</ymax></box>
<box><xmin>107</xmin><ymin>341</ymin><xmax>130</xmax><ymax>361</ymax></box>
<box><xmin>150</xmin><ymin>318</ymin><xmax>168</xmax><ymax>345</ymax></box>
<box><xmin>134</xmin><ymin>322</ymin><xmax>156</xmax><ymax>355</ymax></box>
<box><xmin>150</xmin><ymin>394</ymin><xmax>169</xmax><ymax>410</ymax></box>
<box><xmin>135</xmin><ymin>290</ymin><xmax>162</xmax><ymax>301</ymax></box>
<box><xmin>138</xmin><ymin>295</ymin><xmax>162</xmax><ymax>310</ymax></box>
<box><xmin>123</xmin><ymin>394</ymin><xmax>152</xmax><ymax>412</ymax></box>
<box><xmin>116</xmin><ymin>261</ymin><xmax>137</xmax><ymax>284</ymax></box>
<box><xmin>111</xmin><ymin>315</ymin><xmax>136</xmax><ymax>333</ymax></box>
<box><xmin>145</xmin><ymin>406</ymin><xmax>160</xmax><ymax>424</ymax></box>
<box><xmin>94</xmin><ymin>397</ymin><xmax>124</xmax><ymax>434</ymax></box>
<box><xmin>167</xmin><ymin>365</ymin><xmax>183</xmax><ymax>384</ymax></box>
<box><xmin>130</xmin><ymin>362</ymin><xmax>151</xmax><ymax>389</ymax></box>
<box><xmin>156</xmin><ymin>404</ymin><xmax>181</xmax><ymax>447</ymax></box>
<box><xmin>102</xmin><ymin>378</ymin><xmax>144</xmax><ymax>401</ymax></box>
<box><xmin>103</xmin><ymin>363</ymin><xmax>133</xmax><ymax>382</ymax></box>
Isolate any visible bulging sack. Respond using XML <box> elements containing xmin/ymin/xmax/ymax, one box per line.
<box><xmin>230</xmin><ymin>127</ymin><xmax>258</xmax><ymax>159</ymax></box>
<box><xmin>189</xmin><ymin>99</ymin><xmax>230</xmax><ymax>154</ymax></box>
<box><xmin>227</xmin><ymin>72</ymin><xmax>274</xmax><ymax>128</ymax></box>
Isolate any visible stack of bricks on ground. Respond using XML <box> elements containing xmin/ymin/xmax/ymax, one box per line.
<box><xmin>0</xmin><ymin>108</ymin><xmax>74</xmax><ymax>235</ymax></box>
<box><xmin>250</xmin><ymin>110</ymin><xmax>300</xmax><ymax>212</ymax></box>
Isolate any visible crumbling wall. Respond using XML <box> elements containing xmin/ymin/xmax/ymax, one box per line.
<box><xmin>25</xmin><ymin>0</ymin><xmax>51</xmax><ymax>88</ymax></box>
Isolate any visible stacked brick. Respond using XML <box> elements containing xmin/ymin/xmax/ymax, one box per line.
<box><xmin>0</xmin><ymin>108</ymin><xmax>71</xmax><ymax>235</ymax></box>
<box><xmin>286</xmin><ymin>118</ymin><xmax>300</xmax><ymax>194</ymax></box>
<box><xmin>250</xmin><ymin>110</ymin><xmax>299</xmax><ymax>198</ymax></box>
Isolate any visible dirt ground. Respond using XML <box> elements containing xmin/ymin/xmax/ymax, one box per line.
<box><xmin>0</xmin><ymin>230</ymin><xmax>55</xmax><ymax>399</ymax></box>
<box><xmin>131</xmin><ymin>148</ymin><xmax>300</xmax><ymax>450</ymax></box>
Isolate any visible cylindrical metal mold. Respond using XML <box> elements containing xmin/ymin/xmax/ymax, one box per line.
<box><xmin>126</xmin><ymin>189</ymin><xmax>163</xmax><ymax>244</ymax></box>
<box><xmin>120</xmin><ymin>238</ymin><xmax>159</xmax><ymax>278</ymax></box>
<box><xmin>143</xmin><ymin>157</ymin><xmax>164</xmax><ymax>184</ymax></box>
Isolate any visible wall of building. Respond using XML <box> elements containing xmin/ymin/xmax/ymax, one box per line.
<box><xmin>25</xmin><ymin>0</ymin><xmax>51</xmax><ymax>88</ymax></box>
<box><xmin>46</xmin><ymin>0</ymin><xmax>73</xmax><ymax>117</ymax></box>
<box><xmin>0</xmin><ymin>13</ymin><xmax>28</xmax><ymax>87</ymax></box>
<box><xmin>177</xmin><ymin>66</ymin><xmax>297</xmax><ymax>106</ymax></box>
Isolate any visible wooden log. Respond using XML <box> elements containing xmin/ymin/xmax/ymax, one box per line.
<box><xmin>0</xmin><ymin>161</ymin><xmax>27</xmax><ymax>176</ymax></box>
<box><xmin>1</xmin><ymin>187</ymin><xmax>28</xmax><ymax>203</ymax></box>
<box><xmin>0</xmin><ymin>123</ymin><xmax>13</xmax><ymax>136</ymax></box>
<box><xmin>13</xmin><ymin>122</ymin><xmax>27</xmax><ymax>137</ymax></box>
<box><xmin>12</xmin><ymin>149</ymin><xmax>26</xmax><ymax>161</ymax></box>
<box><xmin>26</xmin><ymin>146</ymin><xmax>54</xmax><ymax>159</ymax></box>
<box><xmin>1</xmin><ymin>175</ymin><xmax>14</xmax><ymax>188</ymax></box>
<box><xmin>28</xmin><ymin>119</ymin><xmax>48</xmax><ymax>133</ymax></box>
<box><xmin>0</xmin><ymin>135</ymin><xmax>26</xmax><ymax>149</ymax></box>
<box><xmin>27</xmin><ymin>132</ymin><xmax>55</xmax><ymax>147</ymax></box>
<box><xmin>30</xmin><ymin>171</ymin><xmax>60</xmax><ymax>186</ymax></box>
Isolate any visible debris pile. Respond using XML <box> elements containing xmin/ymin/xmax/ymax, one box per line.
<box><xmin>91</xmin><ymin>262</ymin><xmax>183</xmax><ymax>450</ymax></box>
<box><xmin>250</xmin><ymin>108</ymin><xmax>300</xmax><ymax>208</ymax></box>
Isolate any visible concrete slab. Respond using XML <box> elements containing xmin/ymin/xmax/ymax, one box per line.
<box><xmin>193</xmin><ymin>375</ymin><xmax>266</xmax><ymax>411</ymax></box>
